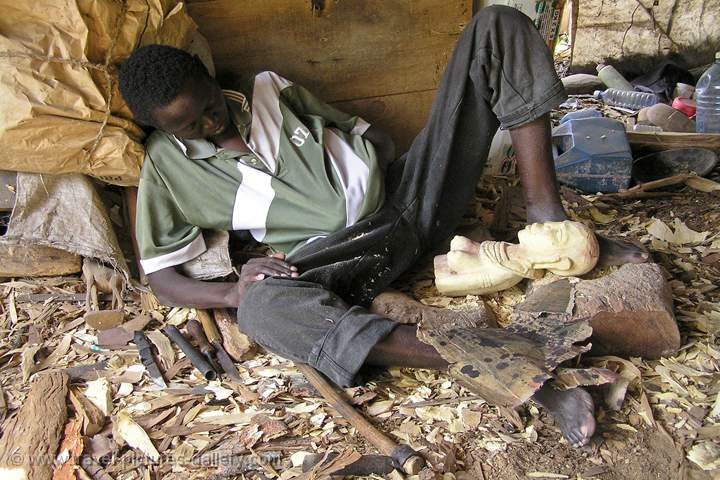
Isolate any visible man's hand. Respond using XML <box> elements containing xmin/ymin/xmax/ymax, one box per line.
<box><xmin>229</xmin><ymin>253</ymin><xmax>299</xmax><ymax>307</ymax></box>
<box><xmin>238</xmin><ymin>252</ymin><xmax>299</xmax><ymax>281</ymax></box>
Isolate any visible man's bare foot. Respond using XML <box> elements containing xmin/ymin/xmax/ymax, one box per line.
<box><xmin>596</xmin><ymin>234</ymin><xmax>650</xmax><ymax>268</ymax></box>
<box><xmin>533</xmin><ymin>384</ymin><xmax>596</xmax><ymax>447</ymax></box>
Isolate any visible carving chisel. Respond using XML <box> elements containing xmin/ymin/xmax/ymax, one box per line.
<box><xmin>196</xmin><ymin>310</ymin><xmax>243</xmax><ymax>383</ymax></box>
<box><xmin>186</xmin><ymin>319</ymin><xmax>223</xmax><ymax>376</ymax></box>
<box><xmin>133</xmin><ymin>330</ymin><xmax>167</xmax><ymax>388</ymax></box>
<box><xmin>163</xmin><ymin>325</ymin><xmax>217</xmax><ymax>381</ymax></box>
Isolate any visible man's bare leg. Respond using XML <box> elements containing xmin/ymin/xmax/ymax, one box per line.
<box><xmin>366</xmin><ymin>325</ymin><xmax>595</xmax><ymax>447</ymax></box>
<box><xmin>509</xmin><ymin>114</ymin><xmax>650</xmax><ymax>267</ymax></box>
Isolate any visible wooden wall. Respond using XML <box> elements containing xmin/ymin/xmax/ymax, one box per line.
<box><xmin>186</xmin><ymin>0</ymin><xmax>473</xmax><ymax>153</ymax></box>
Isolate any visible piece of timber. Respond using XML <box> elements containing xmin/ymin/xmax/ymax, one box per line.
<box><xmin>0</xmin><ymin>372</ymin><xmax>69</xmax><ymax>479</ymax></box>
<box><xmin>15</xmin><ymin>292</ymin><xmax>116</xmax><ymax>303</ymax></box>
<box><xmin>213</xmin><ymin>308</ymin><xmax>255</xmax><ymax>361</ymax></box>
<box><xmin>296</xmin><ymin>364</ymin><xmax>425</xmax><ymax>475</ymax></box>
<box><xmin>573</xmin><ymin>263</ymin><xmax>680</xmax><ymax>358</ymax></box>
<box><xmin>523</xmin><ymin>263</ymin><xmax>680</xmax><ymax>358</ymax></box>
<box><xmin>0</xmin><ymin>243</ymin><xmax>81</xmax><ymax>277</ymax></box>
<box><xmin>627</xmin><ymin>131</ymin><xmax>720</xmax><ymax>153</ymax></box>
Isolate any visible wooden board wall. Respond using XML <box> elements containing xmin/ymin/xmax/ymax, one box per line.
<box><xmin>187</xmin><ymin>0</ymin><xmax>473</xmax><ymax>152</ymax></box>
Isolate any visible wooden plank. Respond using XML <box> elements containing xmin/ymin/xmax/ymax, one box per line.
<box><xmin>627</xmin><ymin>131</ymin><xmax>720</xmax><ymax>153</ymax></box>
<box><xmin>333</xmin><ymin>89</ymin><xmax>436</xmax><ymax>154</ymax></box>
<box><xmin>187</xmin><ymin>0</ymin><xmax>471</xmax><ymax>102</ymax></box>
<box><xmin>0</xmin><ymin>243</ymin><xmax>81</xmax><ymax>277</ymax></box>
<box><xmin>0</xmin><ymin>372</ymin><xmax>69</xmax><ymax>480</ymax></box>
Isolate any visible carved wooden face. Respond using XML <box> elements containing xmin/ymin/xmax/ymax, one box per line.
<box><xmin>517</xmin><ymin>221</ymin><xmax>599</xmax><ymax>275</ymax></box>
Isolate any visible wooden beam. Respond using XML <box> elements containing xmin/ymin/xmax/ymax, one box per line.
<box><xmin>0</xmin><ymin>243</ymin><xmax>81</xmax><ymax>277</ymax></box>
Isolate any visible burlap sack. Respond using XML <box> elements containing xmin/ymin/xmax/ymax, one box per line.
<box><xmin>0</xmin><ymin>0</ymin><xmax>197</xmax><ymax>186</ymax></box>
<box><xmin>1</xmin><ymin>173</ymin><xmax>130</xmax><ymax>274</ymax></box>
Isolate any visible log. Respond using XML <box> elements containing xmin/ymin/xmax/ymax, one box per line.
<box><xmin>0</xmin><ymin>372</ymin><xmax>69</xmax><ymax>479</ymax></box>
<box><xmin>0</xmin><ymin>243</ymin><xmax>81</xmax><ymax>277</ymax></box>
<box><xmin>574</xmin><ymin>263</ymin><xmax>681</xmax><ymax>359</ymax></box>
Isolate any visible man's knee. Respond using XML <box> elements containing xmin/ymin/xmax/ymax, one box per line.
<box><xmin>472</xmin><ymin>4</ymin><xmax>533</xmax><ymax>30</ymax></box>
<box><xmin>235</xmin><ymin>277</ymin><xmax>347</xmax><ymax>363</ymax></box>
<box><xmin>235</xmin><ymin>278</ymin><xmax>307</xmax><ymax>360</ymax></box>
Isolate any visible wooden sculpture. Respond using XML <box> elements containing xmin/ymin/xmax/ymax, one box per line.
<box><xmin>435</xmin><ymin>221</ymin><xmax>599</xmax><ymax>296</ymax></box>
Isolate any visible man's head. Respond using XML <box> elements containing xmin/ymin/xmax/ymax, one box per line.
<box><xmin>119</xmin><ymin>44</ymin><xmax>230</xmax><ymax>139</ymax></box>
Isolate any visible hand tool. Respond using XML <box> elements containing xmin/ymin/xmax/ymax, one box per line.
<box><xmin>133</xmin><ymin>330</ymin><xmax>167</xmax><ymax>388</ymax></box>
<box><xmin>186</xmin><ymin>319</ymin><xmax>223</xmax><ymax>376</ymax></box>
<box><xmin>197</xmin><ymin>309</ymin><xmax>244</xmax><ymax>383</ymax></box>
<box><xmin>163</xmin><ymin>325</ymin><xmax>217</xmax><ymax>381</ymax></box>
<box><xmin>296</xmin><ymin>364</ymin><xmax>425</xmax><ymax>475</ymax></box>
<box><xmin>302</xmin><ymin>453</ymin><xmax>395</xmax><ymax>476</ymax></box>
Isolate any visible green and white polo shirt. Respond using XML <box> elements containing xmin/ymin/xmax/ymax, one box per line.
<box><xmin>137</xmin><ymin>71</ymin><xmax>385</xmax><ymax>274</ymax></box>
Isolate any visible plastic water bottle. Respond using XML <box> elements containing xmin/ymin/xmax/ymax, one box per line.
<box><xmin>696</xmin><ymin>52</ymin><xmax>720</xmax><ymax>133</ymax></box>
<box><xmin>597</xmin><ymin>64</ymin><xmax>634</xmax><ymax>91</ymax></box>
<box><xmin>594</xmin><ymin>89</ymin><xmax>658</xmax><ymax>109</ymax></box>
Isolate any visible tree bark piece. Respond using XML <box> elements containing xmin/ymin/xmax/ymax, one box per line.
<box><xmin>213</xmin><ymin>309</ymin><xmax>255</xmax><ymax>361</ymax></box>
<box><xmin>0</xmin><ymin>244</ymin><xmax>81</xmax><ymax>277</ymax></box>
<box><xmin>0</xmin><ymin>371</ymin><xmax>69</xmax><ymax>480</ymax></box>
<box><xmin>573</xmin><ymin>263</ymin><xmax>680</xmax><ymax>358</ymax></box>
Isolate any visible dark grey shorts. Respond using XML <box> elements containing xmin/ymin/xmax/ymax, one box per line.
<box><xmin>237</xmin><ymin>5</ymin><xmax>566</xmax><ymax>387</ymax></box>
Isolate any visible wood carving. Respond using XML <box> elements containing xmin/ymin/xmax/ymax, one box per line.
<box><xmin>82</xmin><ymin>259</ymin><xmax>125</xmax><ymax>311</ymax></box>
<box><xmin>435</xmin><ymin>221</ymin><xmax>599</xmax><ymax>296</ymax></box>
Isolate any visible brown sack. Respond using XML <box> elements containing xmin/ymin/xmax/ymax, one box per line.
<box><xmin>0</xmin><ymin>0</ymin><xmax>197</xmax><ymax>186</ymax></box>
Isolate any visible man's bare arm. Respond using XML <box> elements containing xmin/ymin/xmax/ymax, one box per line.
<box><xmin>147</xmin><ymin>253</ymin><xmax>298</xmax><ymax>308</ymax></box>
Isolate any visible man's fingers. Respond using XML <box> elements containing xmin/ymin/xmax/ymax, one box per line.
<box><xmin>261</xmin><ymin>257</ymin><xmax>298</xmax><ymax>272</ymax></box>
<box><xmin>245</xmin><ymin>264</ymin><xmax>297</xmax><ymax>278</ymax></box>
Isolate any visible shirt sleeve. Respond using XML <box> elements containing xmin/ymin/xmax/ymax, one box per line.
<box><xmin>275</xmin><ymin>73</ymin><xmax>371</xmax><ymax>136</ymax></box>
<box><xmin>135</xmin><ymin>160</ymin><xmax>207</xmax><ymax>275</ymax></box>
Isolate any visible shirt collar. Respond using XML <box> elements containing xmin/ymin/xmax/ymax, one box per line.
<box><xmin>172</xmin><ymin>89</ymin><xmax>252</xmax><ymax>160</ymax></box>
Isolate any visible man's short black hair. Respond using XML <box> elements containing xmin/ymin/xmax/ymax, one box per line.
<box><xmin>118</xmin><ymin>44</ymin><xmax>209</xmax><ymax>126</ymax></box>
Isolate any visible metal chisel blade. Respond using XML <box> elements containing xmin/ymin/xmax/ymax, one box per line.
<box><xmin>133</xmin><ymin>330</ymin><xmax>168</xmax><ymax>388</ymax></box>
<box><xmin>213</xmin><ymin>342</ymin><xmax>243</xmax><ymax>383</ymax></box>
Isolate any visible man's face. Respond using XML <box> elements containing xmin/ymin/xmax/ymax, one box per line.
<box><xmin>151</xmin><ymin>75</ymin><xmax>231</xmax><ymax>140</ymax></box>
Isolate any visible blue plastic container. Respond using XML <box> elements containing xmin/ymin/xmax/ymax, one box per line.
<box><xmin>552</xmin><ymin>116</ymin><xmax>633</xmax><ymax>193</ymax></box>
<box><xmin>559</xmin><ymin>108</ymin><xmax>603</xmax><ymax>124</ymax></box>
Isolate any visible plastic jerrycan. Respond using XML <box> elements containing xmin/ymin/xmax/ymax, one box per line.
<box><xmin>552</xmin><ymin>109</ymin><xmax>633</xmax><ymax>193</ymax></box>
